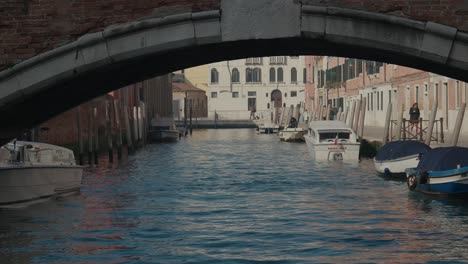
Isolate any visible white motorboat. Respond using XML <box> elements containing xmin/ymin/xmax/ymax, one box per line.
<box><xmin>278</xmin><ymin>127</ymin><xmax>307</xmax><ymax>142</ymax></box>
<box><xmin>0</xmin><ymin>141</ymin><xmax>83</xmax><ymax>208</ymax></box>
<box><xmin>304</xmin><ymin>121</ymin><xmax>361</xmax><ymax>161</ymax></box>
<box><xmin>257</xmin><ymin>121</ymin><xmax>279</xmax><ymax>134</ymax></box>
<box><xmin>374</xmin><ymin>140</ymin><xmax>431</xmax><ymax>178</ymax></box>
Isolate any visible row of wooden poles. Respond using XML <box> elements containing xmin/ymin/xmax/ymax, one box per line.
<box><xmin>75</xmin><ymin>94</ymin><xmax>147</xmax><ymax>166</ymax></box>
<box><xmin>382</xmin><ymin>100</ymin><xmax>466</xmax><ymax>146</ymax></box>
<box><xmin>309</xmin><ymin>100</ymin><xmax>368</xmax><ymax>139</ymax></box>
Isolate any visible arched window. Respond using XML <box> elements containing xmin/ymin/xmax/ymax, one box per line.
<box><xmin>291</xmin><ymin>67</ymin><xmax>297</xmax><ymax>83</ymax></box>
<box><xmin>211</xmin><ymin>69</ymin><xmax>219</xmax><ymax>83</ymax></box>
<box><xmin>269</xmin><ymin>68</ymin><xmax>276</xmax><ymax>83</ymax></box>
<box><xmin>253</xmin><ymin>68</ymin><xmax>261</xmax><ymax>82</ymax></box>
<box><xmin>232</xmin><ymin>68</ymin><xmax>240</xmax><ymax>83</ymax></box>
<box><xmin>246</xmin><ymin>68</ymin><xmax>253</xmax><ymax>83</ymax></box>
<box><xmin>277</xmin><ymin>68</ymin><xmax>284</xmax><ymax>82</ymax></box>
<box><xmin>267</xmin><ymin>103</ymin><xmax>270</xmax><ymax>109</ymax></box>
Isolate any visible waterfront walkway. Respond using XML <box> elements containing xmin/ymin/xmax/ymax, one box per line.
<box><xmin>363</xmin><ymin>125</ymin><xmax>468</xmax><ymax>147</ymax></box>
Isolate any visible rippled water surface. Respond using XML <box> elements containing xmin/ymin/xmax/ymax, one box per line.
<box><xmin>2</xmin><ymin>129</ymin><xmax>468</xmax><ymax>263</ymax></box>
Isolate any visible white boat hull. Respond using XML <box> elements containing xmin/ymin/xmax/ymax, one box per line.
<box><xmin>374</xmin><ymin>155</ymin><xmax>420</xmax><ymax>175</ymax></box>
<box><xmin>0</xmin><ymin>166</ymin><xmax>83</xmax><ymax>208</ymax></box>
<box><xmin>305</xmin><ymin>136</ymin><xmax>360</xmax><ymax>161</ymax></box>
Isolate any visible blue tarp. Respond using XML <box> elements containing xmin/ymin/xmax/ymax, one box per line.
<box><xmin>417</xmin><ymin>147</ymin><xmax>468</xmax><ymax>172</ymax></box>
<box><xmin>375</xmin><ymin>141</ymin><xmax>431</xmax><ymax>161</ymax></box>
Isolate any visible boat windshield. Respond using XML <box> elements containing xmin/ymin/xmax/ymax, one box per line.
<box><xmin>319</xmin><ymin>132</ymin><xmax>350</xmax><ymax>140</ymax></box>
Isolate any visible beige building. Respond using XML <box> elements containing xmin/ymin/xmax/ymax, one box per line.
<box><xmin>173</xmin><ymin>83</ymin><xmax>208</xmax><ymax>121</ymax></box>
<box><xmin>182</xmin><ymin>65</ymin><xmax>209</xmax><ymax>91</ymax></box>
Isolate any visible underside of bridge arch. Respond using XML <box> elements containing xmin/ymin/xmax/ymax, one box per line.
<box><xmin>1</xmin><ymin>1</ymin><xmax>468</xmax><ymax>144</ymax></box>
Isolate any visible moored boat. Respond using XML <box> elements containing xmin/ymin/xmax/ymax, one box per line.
<box><xmin>374</xmin><ymin>140</ymin><xmax>431</xmax><ymax>178</ymax></box>
<box><xmin>0</xmin><ymin>141</ymin><xmax>83</xmax><ymax>208</ymax></box>
<box><xmin>278</xmin><ymin>127</ymin><xmax>307</xmax><ymax>142</ymax></box>
<box><xmin>406</xmin><ymin>147</ymin><xmax>468</xmax><ymax>197</ymax></box>
<box><xmin>304</xmin><ymin>121</ymin><xmax>360</xmax><ymax>161</ymax></box>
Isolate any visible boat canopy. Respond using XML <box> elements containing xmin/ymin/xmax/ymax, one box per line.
<box><xmin>375</xmin><ymin>141</ymin><xmax>431</xmax><ymax>161</ymax></box>
<box><xmin>417</xmin><ymin>147</ymin><xmax>468</xmax><ymax>172</ymax></box>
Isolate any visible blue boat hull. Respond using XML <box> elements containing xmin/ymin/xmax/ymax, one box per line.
<box><xmin>407</xmin><ymin>167</ymin><xmax>468</xmax><ymax>197</ymax></box>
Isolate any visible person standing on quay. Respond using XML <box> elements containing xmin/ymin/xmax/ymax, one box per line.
<box><xmin>409</xmin><ymin>102</ymin><xmax>420</xmax><ymax>132</ymax></box>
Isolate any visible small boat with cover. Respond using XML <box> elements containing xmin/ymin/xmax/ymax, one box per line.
<box><xmin>406</xmin><ymin>146</ymin><xmax>468</xmax><ymax>197</ymax></box>
<box><xmin>374</xmin><ymin>140</ymin><xmax>431</xmax><ymax>178</ymax></box>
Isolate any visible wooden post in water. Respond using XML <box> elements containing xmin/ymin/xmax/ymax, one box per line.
<box><xmin>76</xmin><ymin>106</ymin><xmax>84</xmax><ymax>165</ymax></box>
<box><xmin>344</xmin><ymin>105</ymin><xmax>350</xmax><ymax>124</ymax></box>
<box><xmin>451</xmin><ymin>103</ymin><xmax>466</xmax><ymax>146</ymax></box>
<box><xmin>419</xmin><ymin>118</ymin><xmax>423</xmax><ymax>141</ymax></box>
<box><xmin>359</xmin><ymin>99</ymin><xmax>367</xmax><ymax>139</ymax></box>
<box><xmin>88</xmin><ymin>107</ymin><xmax>93</xmax><ymax>166</ymax></box>
<box><xmin>348</xmin><ymin>101</ymin><xmax>356</xmax><ymax>128</ymax></box>
<box><xmin>395</xmin><ymin>104</ymin><xmax>405</xmax><ymax>140</ymax></box>
<box><xmin>105</xmin><ymin>101</ymin><xmax>114</xmax><ymax>164</ymax></box>
<box><xmin>425</xmin><ymin>100</ymin><xmax>438</xmax><ymax>146</ymax></box>
<box><xmin>93</xmin><ymin>105</ymin><xmax>99</xmax><ymax>165</ymax></box>
<box><xmin>383</xmin><ymin>102</ymin><xmax>392</xmax><ymax>144</ymax></box>
<box><xmin>353</xmin><ymin>100</ymin><xmax>361</xmax><ymax>132</ymax></box>
<box><xmin>189</xmin><ymin>100</ymin><xmax>193</xmax><ymax>135</ymax></box>
<box><xmin>318</xmin><ymin>103</ymin><xmax>323</xmax><ymax>121</ymax></box>
<box><xmin>123</xmin><ymin>88</ymin><xmax>134</xmax><ymax>154</ymax></box>
<box><xmin>113</xmin><ymin>100</ymin><xmax>123</xmax><ymax>160</ymax></box>
<box><xmin>325</xmin><ymin>104</ymin><xmax>331</xmax><ymax>120</ymax></box>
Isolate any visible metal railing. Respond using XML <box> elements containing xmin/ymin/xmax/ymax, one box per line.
<box><xmin>389</xmin><ymin>118</ymin><xmax>444</xmax><ymax>143</ymax></box>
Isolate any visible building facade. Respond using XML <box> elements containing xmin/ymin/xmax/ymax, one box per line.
<box><xmin>208</xmin><ymin>56</ymin><xmax>307</xmax><ymax>120</ymax></box>
<box><xmin>306</xmin><ymin>56</ymin><xmax>468</xmax><ymax>131</ymax></box>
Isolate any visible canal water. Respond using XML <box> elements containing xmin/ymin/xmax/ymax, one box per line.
<box><xmin>2</xmin><ymin>129</ymin><xmax>468</xmax><ymax>263</ymax></box>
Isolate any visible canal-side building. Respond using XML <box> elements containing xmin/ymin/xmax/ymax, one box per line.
<box><xmin>306</xmin><ymin>56</ymin><xmax>468</xmax><ymax>131</ymax></box>
<box><xmin>207</xmin><ymin>56</ymin><xmax>307</xmax><ymax>120</ymax></box>
<box><xmin>173</xmin><ymin>82</ymin><xmax>208</xmax><ymax>121</ymax></box>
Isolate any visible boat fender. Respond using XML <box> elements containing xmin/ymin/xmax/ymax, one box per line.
<box><xmin>419</xmin><ymin>171</ymin><xmax>429</xmax><ymax>184</ymax></box>
<box><xmin>407</xmin><ymin>174</ymin><xmax>417</xmax><ymax>190</ymax></box>
<box><xmin>384</xmin><ymin>168</ymin><xmax>391</xmax><ymax>175</ymax></box>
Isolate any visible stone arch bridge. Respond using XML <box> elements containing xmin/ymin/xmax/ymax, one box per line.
<box><xmin>1</xmin><ymin>0</ymin><xmax>468</xmax><ymax>143</ymax></box>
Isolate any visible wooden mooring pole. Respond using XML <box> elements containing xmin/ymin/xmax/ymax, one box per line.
<box><xmin>88</xmin><ymin>107</ymin><xmax>93</xmax><ymax>166</ymax></box>
<box><xmin>383</xmin><ymin>102</ymin><xmax>392</xmax><ymax>144</ymax></box>
<box><xmin>425</xmin><ymin>100</ymin><xmax>438</xmax><ymax>146</ymax></box>
<box><xmin>124</xmin><ymin>88</ymin><xmax>134</xmax><ymax>154</ymax></box>
<box><xmin>76</xmin><ymin>106</ymin><xmax>84</xmax><ymax>165</ymax></box>
<box><xmin>348</xmin><ymin>101</ymin><xmax>356</xmax><ymax>128</ymax></box>
<box><xmin>359</xmin><ymin>99</ymin><xmax>367</xmax><ymax>139</ymax></box>
<box><xmin>325</xmin><ymin>104</ymin><xmax>331</xmax><ymax>121</ymax></box>
<box><xmin>353</xmin><ymin>100</ymin><xmax>361</xmax><ymax>132</ymax></box>
<box><xmin>106</xmin><ymin>101</ymin><xmax>114</xmax><ymax>164</ymax></box>
<box><xmin>451</xmin><ymin>103</ymin><xmax>466</xmax><ymax>146</ymax></box>
<box><xmin>93</xmin><ymin>105</ymin><xmax>99</xmax><ymax>165</ymax></box>
<box><xmin>114</xmin><ymin>100</ymin><xmax>123</xmax><ymax>161</ymax></box>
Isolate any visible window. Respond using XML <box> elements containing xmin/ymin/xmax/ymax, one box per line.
<box><xmin>284</xmin><ymin>93</ymin><xmax>287</xmax><ymax>98</ymax></box>
<box><xmin>210</xmin><ymin>69</ymin><xmax>219</xmax><ymax>83</ymax></box>
<box><xmin>267</xmin><ymin>103</ymin><xmax>270</xmax><ymax>109</ymax></box>
<box><xmin>415</xmin><ymin>86</ymin><xmax>419</xmax><ymax>104</ymax></box>
<box><xmin>456</xmin><ymin>81</ymin><xmax>460</xmax><ymax>108</ymax></box>
<box><xmin>211</xmin><ymin>92</ymin><xmax>217</xmax><ymax>98</ymax></box>
<box><xmin>277</xmin><ymin>68</ymin><xmax>284</xmax><ymax>82</ymax></box>
<box><xmin>291</xmin><ymin>68</ymin><xmax>297</xmax><ymax>83</ymax></box>
<box><xmin>269</xmin><ymin>68</ymin><xmax>276</xmax><ymax>83</ymax></box>
<box><xmin>248</xmin><ymin>98</ymin><xmax>256</xmax><ymax>111</ymax></box>
<box><xmin>283</xmin><ymin>103</ymin><xmax>286</xmax><ymax>107</ymax></box>
<box><xmin>303</xmin><ymin>68</ymin><xmax>307</xmax><ymax>84</ymax></box>
<box><xmin>232</xmin><ymin>68</ymin><xmax>240</xmax><ymax>83</ymax></box>
<box><xmin>246</xmin><ymin>68</ymin><xmax>261</xmax><ymax>83</ymax></box>
<box><xmin>232</xmin><ymin>92</ymin><xmax>239</xmax><ymax>98</ymax></box>
<box><xmin>248</xmin><ymin>91</ymin><xmax>256</xmax><ymax>97</ymax></box>
<box><xmin>291</xmin><ymin>91</ymin><xmax>297</xmax><ymax>97</ymax></box>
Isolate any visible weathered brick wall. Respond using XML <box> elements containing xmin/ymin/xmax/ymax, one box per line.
<box><xmin>1</xmin><ymin>0</ymin><xmax>468</xmax><ymax>71</ymax></box>
<box><xmin>0</xmin><ymin>0</ymin><xmax>220</xmax><ymax>70</ymax></box>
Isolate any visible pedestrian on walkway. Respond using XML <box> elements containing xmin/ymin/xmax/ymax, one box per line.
<box><xmin>409</xmin><ymin>102</ymin><xmax>420</xmax><ymax>132</ymax></box>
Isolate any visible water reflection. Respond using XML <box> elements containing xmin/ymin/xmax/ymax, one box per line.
<box><xmin>1</xmin><ymin>129</ymin><xmax>468</xmax><ymax>263</ymax></box>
